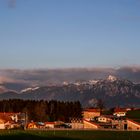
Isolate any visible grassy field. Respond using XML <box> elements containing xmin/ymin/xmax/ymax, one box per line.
<box><xmin>0</xmin><ymin>130</ymin><xmax>140</xmax><ymax>140</ymax></box>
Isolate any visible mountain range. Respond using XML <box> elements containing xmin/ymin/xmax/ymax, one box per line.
<box><xmin>0</xmin><ymin>67</ymin><xmax>140</xmax><ymax>92</ymax></box>
<box><xmin>0</xmin><ymin>74</ymin><xmax>140</xmax><ymax>107</ymax></box>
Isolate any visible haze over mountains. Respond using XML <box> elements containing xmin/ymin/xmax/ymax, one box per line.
<box><xmin>0</xmin><ymin>67</ymin><xmax>140</xmax><ymax>92</ymax></box>
<box><xmin>0</xmin><ymin>67</ymin><xmax>140</xmax><ymax>107</ymax></box>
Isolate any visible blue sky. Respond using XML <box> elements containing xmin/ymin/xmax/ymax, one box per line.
<box><xmin>0</xmin><ymin>0</ymin><xmax>140</xmax><ymax>69</ymax></box>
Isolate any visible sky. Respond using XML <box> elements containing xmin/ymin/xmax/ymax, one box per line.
<box><xmin>0</xmin><ymin>0</ymin><xmax>140</xmax><ymax>69</ymax></box>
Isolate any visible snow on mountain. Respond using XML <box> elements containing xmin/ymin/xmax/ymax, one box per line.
<box><xmin>20</xmin><ymin>87</ymin><xmax>39</xmax><ymax>93</ymax></box>
<box><xmin>107</xmin><ymin>75</ymin><xmax>117</xmax><ymax>82</ymax></box>
<box><xmin>0</xmin><ymin>76</ymin><xmax>140</xmax><ymax>107</ymax></box>
<box><xmin>88</xmin><ymin>80</ymin><xmax>99</xmax><ymax>85</ymax></box>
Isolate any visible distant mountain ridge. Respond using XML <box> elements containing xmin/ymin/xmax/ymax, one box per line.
<box><xmin>0</xmin><ymin>75</ymin><xmax>140</xmax><ymax>107</ymax></box>
<box><xmin>1</xmin><ymin>67</ymin><xmax>140</xmax><ymax>93</ymax></box>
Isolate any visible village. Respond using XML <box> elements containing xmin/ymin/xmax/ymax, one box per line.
<box><xmin>0</xmin><ymin>107</ymin><xmax>140</xmax><ymax>131</ymax></box>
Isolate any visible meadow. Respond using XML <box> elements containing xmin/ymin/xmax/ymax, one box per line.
<box><xmin>0</xmin><ymin>130</ymin><xmax>140</xmax><ymax>140</ymax></box>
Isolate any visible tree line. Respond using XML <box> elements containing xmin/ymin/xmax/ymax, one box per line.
<box><xmin>0</xmin><ymin>99</ymin><xmax>82</xmax><ymax>122</ymax></box>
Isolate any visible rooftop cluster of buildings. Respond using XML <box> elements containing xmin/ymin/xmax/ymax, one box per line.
<box><xmin>0</xmin><ymin>113</ymin><xmax>25</xmax><ymax>129</ymax></box>
<box><xmin>0</xmin><ymin>107</ymin><xmax>140</xmax><ymax>131</ymax></box>
<box><xmin>82</xmin><ymin>108</ymin><xmax>140</xmax><ymax>131</ymax></box>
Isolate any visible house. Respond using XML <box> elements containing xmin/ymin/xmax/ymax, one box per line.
<box><xmin>45</xmin><ymin>122</ymin><xmax>55</xmax><ymax>128</ymax></box>
<box><xmin>36</xmin><ymin>122</ymin><xmax>45</xmax><ymax>129</ymax></box>
<box><xmin>83</xmin><ymin>109</ymin><xmax>100</xmax><ymax>121</ymax></box>
<box><xmin>27</xmin><ymin>122</ymin><xmax>37</xmax><ymax>129</ymax></box>
<box><xmin>71</xmin><ymin>119</ymin><xmax>84</xmax><ymax>129</ymax></box>
<box><xmin>83</xmin><ymin>119</ymin><xmax>99</xmax><ymax>129</ymax></box>
<box><xmin>97</xmin><ymin>115</ymin><xmax>113</xmax><ymax>123</ymax></box>
<box><xmin>127</xmin><ymin>119</ymin><xmax>140</xmax><ymax>131</ymax></box>
<box><xmin>113</xmin><ymin>108</ymin><xmax>127</xmax><ymax>117</ymax></box>
<box><xmin>0</xmin><ymin>112</ymin><xmax>21</xmax><ymax>129</ymax></box>
<box><xmin>0</xmin><ymin>119</ymin><xmax>5</xmax><ymax>129</ymax></box>
<box><xmin>27</xmin><ymin>122</ymin><xmax>46</xmax><ymax>129</ymax></box>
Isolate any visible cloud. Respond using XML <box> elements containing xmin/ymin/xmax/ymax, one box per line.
<box><xmin>115</xmin><ymin>66</ymin><xmax>140</xmax><ymax>83</ymax></box>
<box><xmin>0</xmin><ymin>68</ymin><xmax>115</xmax><ymax>85</ymax></box>
<box><xmin>0</xmin><ymin>85</ymin><xmax>8</xmax><ymax>93</ymax></box>
<box><xmin>0</xmin><ymin>66</ymin><xmax>140</xmax><ymax>91</ymax></box>
<box><xmin>0</xmin><ymin>76</ymin><xmax>15</xmax><ymax>84</ymax></box>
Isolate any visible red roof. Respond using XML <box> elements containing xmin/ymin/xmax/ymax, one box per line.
<box><xmin>84</xmin><ymin>109</ymin><xmax>100</xmax><ymax>113</ymax></box>
<box><xmin>45</xmin><ymin>122</ymin><xmax>55</xmax><ymax>125</ymax></box>
<box><xmin>127</xmin><ymin>119</ymin><xmax>140</xmax><ymax>126</ymax></box>
<box><xmin>0</xmin><ymin>112</ymin><xmax>19</xmax><ymax>115</ymax></box>
<box><xmin>99</xmin><ymin>115</ymin><xmax>115</xmax><ymax>119</ymax></box>
<box><xmin>0</xmin><ymin>112</ymin><xmax>19</xmax><ymax>123</ymax></box>
<box><xmin>114</xmin><ymin>108</ymin><xmax>127</xmax><ymax>113</ymax></box>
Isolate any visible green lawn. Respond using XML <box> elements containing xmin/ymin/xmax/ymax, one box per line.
<box><xmin>0</xmin><ymin>130</ymin><xmax>140</xmax><ymax>140</ymax></box>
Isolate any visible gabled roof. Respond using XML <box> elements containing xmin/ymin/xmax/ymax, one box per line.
<box><xmin>127</xmin><ymin>119</ymin><xmax>140</xmax><ymax>126</ymax></box>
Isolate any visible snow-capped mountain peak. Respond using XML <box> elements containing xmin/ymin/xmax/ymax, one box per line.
<box><xmin>107</xmin><ymin>75</ymin><xmax>117</xmax><ymax>82</ymax></box>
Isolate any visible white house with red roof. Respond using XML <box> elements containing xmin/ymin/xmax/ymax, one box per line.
<box><xmin>97</xmin><ymin>115</ymin><xmax>114</xmax><ymax>123</ymax></box>
<box><xmin>45</xmin><ymin>122</ymin><xmax>55</xmax><ymax>128</ymax></box>
<box><xmin>113</xmin><ymin>108</ymin><xmax>127</xmax><ymax>117</ymax></box>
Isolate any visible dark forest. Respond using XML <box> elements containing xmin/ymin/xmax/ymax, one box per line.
<box><xmin>0</xmin><ymin>99</ymin><xmax>82</xmax><ymax>122</ymax></box>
